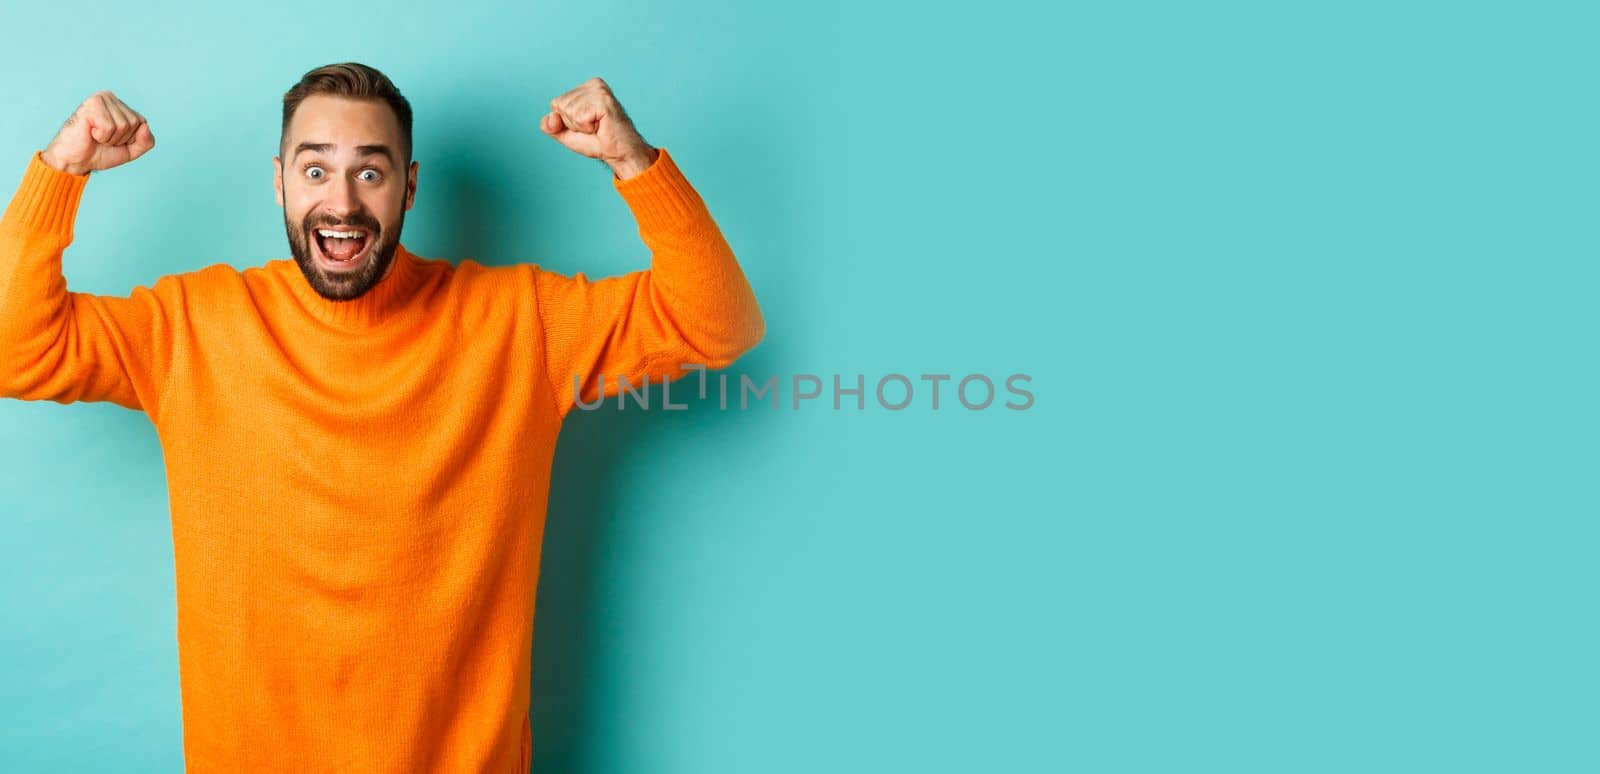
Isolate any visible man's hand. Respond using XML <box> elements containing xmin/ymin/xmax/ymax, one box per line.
<box><xmin>540</xmin><ymin>78</ymin><xmax>659</xmax><ymax>180</ymax></box>
<box><xmin>40</xmin><ymin>91</ymin><xmax>155</xmax><ymax>176</ymax></box>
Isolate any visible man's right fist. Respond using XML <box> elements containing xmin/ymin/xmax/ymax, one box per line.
<box><xmin>40</xmin><ymin>91</ymin><xmax>155</xmax><ymax>176</ymax></box>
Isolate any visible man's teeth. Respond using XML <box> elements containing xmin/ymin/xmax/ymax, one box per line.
<box><xmin>317</xmin><ymin>229</ymin><xmax>365</xmax><ymax>238</ymax></box>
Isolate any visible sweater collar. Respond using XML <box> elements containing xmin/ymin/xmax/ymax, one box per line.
<box><xmin>281</xmin><ymin>242</ymin><xmax>428</xmax><ymax>329</ymax></box>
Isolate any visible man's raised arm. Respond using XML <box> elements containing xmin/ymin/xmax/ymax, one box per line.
<box><xmin>530</xmin><ymin>78</ymin><xmax>766</xmax><ymax>416</ymax></box>
<box><xmin>0</xmin><ymin>91</ymin><xmax>179</xmax><ymax>417</ymax></box>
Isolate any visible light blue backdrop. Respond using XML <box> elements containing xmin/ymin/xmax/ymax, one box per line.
<box><xmin>0</xmin><ymin>1</ymin><xmax>1592</xmax><ymax>772</ymax></box>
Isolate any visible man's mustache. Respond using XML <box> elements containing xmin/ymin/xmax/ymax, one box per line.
<box><xmin>302</xmin><ymin>213</ymin><xmax>381</xmax><ymax>234</ymax></box>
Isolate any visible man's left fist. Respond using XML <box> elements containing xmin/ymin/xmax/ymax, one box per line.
<box><xmin>541</xmin><ymin>77</ymin><xmax>659</xmax><ymax>179</ymax></box>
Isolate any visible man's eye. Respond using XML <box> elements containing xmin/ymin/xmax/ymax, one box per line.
<box><xmin>358</xmin><ymin>169</ymin><xmax>380</xmax><ymax>182</ymax></box>
<box><xmin>305</xmin><ymin>166</ymin><xmax>324</xmax><ymax>180</ymax></box>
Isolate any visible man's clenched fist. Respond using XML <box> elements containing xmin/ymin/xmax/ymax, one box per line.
<box><xmin>540</xmin><ymin>77</ymin><xmax>658</xmax><ymax>179</ymax></box>
<box><xmin>40</xmin><ymin>91</ymin><xmax>155</xmax><ymax>176</ymax></box>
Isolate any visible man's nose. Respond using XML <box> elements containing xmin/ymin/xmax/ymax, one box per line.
<box><xmin>326</xmin><ymin>176</ymin><xmax>361</xmax><ymax>216</ymax></box>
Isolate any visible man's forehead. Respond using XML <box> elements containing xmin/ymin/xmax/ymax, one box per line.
<box><xmin>283</xmin><ymin>96</ymin><xmax>403</xmax><ymax>159</ymax></box>
<box><xmin>287</xmin><ymin>96</ymin><xmax>399</xmax><ymax>137</ymax></box>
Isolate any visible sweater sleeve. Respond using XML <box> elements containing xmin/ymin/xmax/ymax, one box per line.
<box><xmin>0</xmin><ymin>151</ymin><xmax>180</xmax><ymax>418</ymax></box>
<box><xmin>531</xmin><ymin>147</ymin><xmax>765</xmax><ymax>417</ymax></box>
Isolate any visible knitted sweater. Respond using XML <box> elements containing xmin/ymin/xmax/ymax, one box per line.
<box><xmin>0</xmin><ymin>147</ymin><xmax>764</xmax><ymax>772</ymax></box>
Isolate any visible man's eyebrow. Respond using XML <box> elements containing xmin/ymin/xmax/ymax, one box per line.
<box><xmin>290</xmin><ymin>142</ymin><xmax>396</xmax><ymax>165</ymax></box>
<box><xmin>292</xmin><ymin>142</ymin><xmax>333</xmax><ymax>161</ymax></box>
<box><xmin>355</xmin><ymin>144</ymin><xmax>396</xmax><ymax>164</ymax></box>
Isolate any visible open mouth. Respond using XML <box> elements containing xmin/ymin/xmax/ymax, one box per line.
<box><xmin>313</xmin><ymin>227</ymin><xmax>373</xmax><ymax>270</ymax></box>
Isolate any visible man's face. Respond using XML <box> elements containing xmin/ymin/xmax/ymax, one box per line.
<box><xmin>274</xmin><ymin>95</ymin><xmax>418</xmax><ymax>301</ymax></box>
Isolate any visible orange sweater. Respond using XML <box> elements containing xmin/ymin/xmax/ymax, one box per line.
<box><xmin>0</xmin><ymin>147</ymin><xmax>763</xmax><ymax>772</ymax></box>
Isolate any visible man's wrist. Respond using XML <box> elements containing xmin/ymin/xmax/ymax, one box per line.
<box><xmin>39</xmin><ymin>148</ymin><xmax>89</xmax><ymax>176</ymax></box>
<box><xmin>607</xmin><ymin>145</ymin><xmax>659</xmax><ymax>181</ymax></box>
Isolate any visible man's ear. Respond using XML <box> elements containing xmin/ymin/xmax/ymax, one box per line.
<box><xmin>405</xmin><ymin>160</ymin><xmax>418</xmax><ymax>211</ymax></box>
<box><xmin>273</xmin><ymin>156</ymin><xmax>284</xmax><ymax>207</ymax></box>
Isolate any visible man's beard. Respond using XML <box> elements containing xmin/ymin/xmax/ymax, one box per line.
<box><xmin>285</xmin><ymin>207</ymin><xmax>404</xmax><ymax>302</ymax></box>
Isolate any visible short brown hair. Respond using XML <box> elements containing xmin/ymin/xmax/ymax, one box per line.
<box><xmin>281</xmin><ymin>62</ymin><xmax>414</xmax><ymax>162</ymax></box>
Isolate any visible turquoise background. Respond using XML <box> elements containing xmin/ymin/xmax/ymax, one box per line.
<box><xmin>0</xmin><ymin>0</ymin><xmax>1593</xmax><ymax>771</ymax></box>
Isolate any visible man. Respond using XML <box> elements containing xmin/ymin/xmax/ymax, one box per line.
<box><xmin>0</xmin><ymin>62</ymin><xmax>764</xmax><ymax>772</ymax></box>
